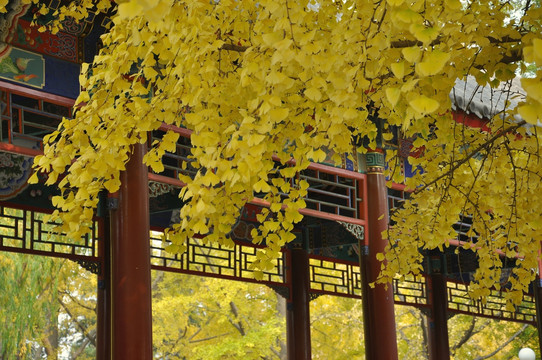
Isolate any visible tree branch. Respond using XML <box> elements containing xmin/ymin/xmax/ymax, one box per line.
<box><xmin>473</xmin><ymin>324</ymin><xmax>529</xmax><ymax>360</ymax></box>
<box><xmin>221</xmin><ymin>43</ymin><xmax>249</xmax><ymax>52</ymax></box>
<box><xmin>451</xmin><ymin>317</ymin><xmax>477</xmax><ymax>354</ymax></box>
<box><xmin>71</xmin><ymin>337</ymin><xmax>91</xmax><ymax>360</ymax></box>
<box><xmin>57</xmin><ymin>298</ymin><xmax>96</xmax><ymax>347</ymax></box>
<box><xmin>390</xmin><ymin>34</ymin><xmax>523</xmax><ymax>49</ymax></box>
<box><xmin>415</xmin><ymin>121</ymin><xmax>526</xmax><ymax>194</ymax></box>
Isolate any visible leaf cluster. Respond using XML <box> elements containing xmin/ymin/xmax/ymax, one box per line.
<box><xmin>22</xmin><ymin>0</ymin><xmax>542</xmax><ymax>301</ymax></box>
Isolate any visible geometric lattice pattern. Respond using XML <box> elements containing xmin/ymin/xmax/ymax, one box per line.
<box><xmin>0</xmin><ymin>208</ymin><xmax>537</xmax><ymax>325</ymax></box>
<box><xmin>149</xmin><ymin>232</ymin><xmax>287</xmax><ymax>287</ymax></box>
<box><xmin>393</xmin><ymin>275</ymin><xmax>428</xmax><ymax>308</ymax></box>
<box><xmin>447</xmin><ymin>281</ymin><xmax>536</xmax><ymax>324</ymax></box>
<box><xmin>154</xmin><ymin>127</ymin><xmax>365</xmax><ymax>225</ymax></box>
<box><xmin>0</xmin><ymin>205</ymin><xmax>98</xmax><ymax>261</ymax></box>
<box><xmin>309</xmin><ymin>256</ymin><xmax>362</xmax><ymax>297</ymax></box>
<box><xmin>301</xmin><ymin>166</ymin><xmax>361</xmax><ymax>219</ymax></box>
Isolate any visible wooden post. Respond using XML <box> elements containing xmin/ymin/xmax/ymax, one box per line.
<box><xmin>534</xmin><ymin>275</ymin><xmax>542</xmax><ymax>356</ymax></box>
<box><xmin>360</xmin><ymin>150</ymin><xmax>398</xmax><ymax>360</ymax></box>
<box><xmin>426</xmin><ymin>260</ymin><xmax>450</xmax><ymax>360</ymax></box>
<box><xmin>96</xmin><ymin>203</ymin><xmax>111</xmax><ymax>360</ymax></box>
<box><xmin>110</xmin><ymin>143</ymin><xmax>153</xmax><ymax>359</ymax></box>
<box><xmin>287</xmin><ymin>247</ymin><xmax>312</xmax><ymax>360</ymax></box>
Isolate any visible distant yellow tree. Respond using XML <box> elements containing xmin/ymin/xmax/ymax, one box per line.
<box><xmin>152</xmin><ymin>272</ymin><xmax>284</xmax><ymax>359</ymax></box>
<box><xmin>23</xmin><ymin>0</ymin><xmax>542</xmax><ymax>304</ymax></box>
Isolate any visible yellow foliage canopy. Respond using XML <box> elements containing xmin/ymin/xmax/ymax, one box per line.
<box><xmin>23</xmin><ymin>0</ymin><xmax>542</xmax><ymax>304</ymax></box>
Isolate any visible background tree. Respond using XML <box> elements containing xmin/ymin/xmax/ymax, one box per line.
<box><xmin>0</xmin><ymin>253</ymin><xmax>60</xmax><ymax>359</ymax></box>
<box><xmin>152</xmin><ymin>271</ymin><xmax>285</xmax><ymax>359</ymax></box>
<box><xmin>1</xmin><ymin>250</ymin><xmax>539</xmax><ymax>359</ymax></box>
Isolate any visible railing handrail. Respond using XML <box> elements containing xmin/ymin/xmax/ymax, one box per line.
<box><xmin>0</xmin><ymin>81</ymin><xmax>76</xmax><ymax>107</ymax></box>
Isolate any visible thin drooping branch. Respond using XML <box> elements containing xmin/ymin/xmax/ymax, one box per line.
<box><xmin>221</xmin><ymin>43</ymin><xmax>249</xmax><ymax>52</ymax></box>
<box><xmin>415</xmin><ymin>120</ymin><xmax>526</xmax><ymax>194</ymax></box>
<box><xmin>220</xmin><ymin>35</ymin><xmax>523</xmax><ymax>64</ymax></box>
<box><xmin>389</xmin><ymin>34</ymin><xmax>523</xmax><ymax>49</ymax></box>
<box><xmin>188</xmin><ymin>332</ymin><xmax>233</xmax><ymax>343</ymax></box>
<box><xmin>451</xmin><ymin>317</ymin><xmax>478</xmax><ymax>354</ymax></box>
<box><xmin>59</xmin><ymin>290</ymin><xmax>96</xmax><ymax>312</ymax></box>
<box><xmin>473</xmin><ymin>323</ymin><xmax>529</xmax><ymax>360</ymax></box>
<box><xmin>228</xmin><ymin>301</ymin><xmax>246</xmax><ymax>336</ymax></box>
<box><xmin>57</xmin><ymin>298</ymin><xmax>96</xmax><ymax>347</ymax></box>
<box><xmin>71</xmin><ymin>337</ymin><xmax>91</xmax><ymax>360</ymax></box>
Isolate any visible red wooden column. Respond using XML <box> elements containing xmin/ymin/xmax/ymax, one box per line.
<box><xmin>534</xmin><ymin>261</ymin><xmax>542</xmax><ymax>356</ymax></box>
<box><xmin>286</xmin><ymin>246</ymin><xmax>312</xmax><ymax>360</ymax></box>
<box><xmin>426</xmin><ymin>256</ymin><xmax>450</xmax><ymax>360</ymax></box>
<box><xmin>110</xmin><ymin>143</ymin><xmax>153</xmax><ymax>359</ymax></box>
<box><xmin>96</xmin><ymin>199</ymin><xmax>111</xmax><ymax>360</ymax></box>
<box><xmin>360</xmin><ymin>150</ymin><xmax>398</xmax><ymax>360</ymax></box>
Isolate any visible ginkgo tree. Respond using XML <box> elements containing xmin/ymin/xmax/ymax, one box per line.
<box><xmin>20</xmin><ymin>0</ymin><xmax>542</xmax><ymax>304</ymax></box>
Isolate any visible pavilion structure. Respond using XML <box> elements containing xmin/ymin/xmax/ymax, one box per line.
<box><xmin>0</xmin><ymin>2</ymin><xmax>540</xmax><ymax>359</ymax></box>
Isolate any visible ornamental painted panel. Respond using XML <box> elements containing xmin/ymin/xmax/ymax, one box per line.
<box><xmin>0</xmin><ymin>151</ymin><xmax>32</xmax><ymax>200</ymax></box>
<box><xmin>0</xmin><ymin>45</ymin><xmax>44</xmax><ymax>88</ymax></box>
<box><xmin>13</xmin><ymin>19</ymin><xmax>78</xmax><ymax>63</ymax></box>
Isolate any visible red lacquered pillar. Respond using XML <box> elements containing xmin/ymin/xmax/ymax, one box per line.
<box><xmin>426</xmin><ymin>259</ymin><xmax>450</xmax><ymax>360</ymax></box>
<box><xmin>96</xmin><ymin>206</ymin><xmax>111</xmax><ymax>360</ymax></box>
<box><xmin>110</xmin><ymin>143</ymin><xmax>153</xmax><ymax>359</ymax></box>
<box><xmin>286</xmin><ymin>246</ymin><xmax>312</xmax><ymax>360</ymax></box>
<box><xmin>360</xmin><ymin>150</ymin><xmax>398</xmax><ymax>360</ymax></box>
<box><xmin>535</xmin><ymin>261</ymin><xmax>542</xmax><ymax>356</ymax></box>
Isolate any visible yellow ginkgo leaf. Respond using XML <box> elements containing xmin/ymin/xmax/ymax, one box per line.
<box><xmin>386</xmin><ymin>0</ymin><xmax>404</xmax><ymax>6</ymax></box>
<box><xmin>268</xmin><ymin>108</ymin><xmax>289</xmax><ymax>122</ymax></box>
<box><xmin>264</xmin><ymin>221</ymin><xmax>280</xmax><ymax>232</ymax></box>
<box><xmin>518</xmin><ymin>104</ymin><xmax>541</xmax><ymax>124</ymax></box>
<box><xmin>409</xmin><ymin>24</ymin><xmax>439</xmax><ymax>44</ymax></box>
<box><xmin>386</xmin><ymin>87</ymin><xmax>401</xmax><ymax>106</ymax></box>
<box><xmin>254</xmin><ymin>179</ymin><xmax>271</xmax><ymax>193</ymax></box>
<box><xmin>409</xmin><ymin>95</ymin><xmax>440</xmax><ymax>114</ymax></box>
<box><xmin>118</xmin><ymin>0</ymin><xmax>143</xmax><ymax>19</ymax></box>
<box><xmin>416</xmin><ymin>50</ymin><xmax>450</xmax><ymax>76</ymax></box>
<box><xmin>390</xmin><ymin>62</ymin><xmax>405</xmax><ymax>79</ymax></box>
<box><xmin>402</xmin><ymin>46</ymin><xmax>422</xmax><ymax>63</ymax></box>
<box><xmin>304</xmin><ymin>87</ymin><xmax>322</xmax><ymax>101</ymax></box>
<box><xmin>534</xmin><ymin>38</ymin><xmax>542</xmax><ymax>64</ymax></box>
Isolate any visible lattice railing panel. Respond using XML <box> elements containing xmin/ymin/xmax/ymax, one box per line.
<box><xmin>447</xmin><ymin>281</ymin><xmax>536</xmax><ymax>324</ymax></box>
<box><xmin>150</xmin><ymin>125</ymin><xmax>366</xmax><ymax>225</ymax></box>
<box><xmin>1</xmin><ymin>90</ymin><xmax>71</xmax><ymax>148</ymax></box>
<box><xmin>309</xmin><ymin>256</ymin><xmax>362</xmax><ymax>297</ymax></box>
<box><xmin>0</xmin><ymin>206</ymin><xmax>98</xmax><ymax>260</ymax></box>
<box><xmin>300</xmin><ymin>168</ymin><xmax>360</xmax><ymax>219</ymax></box>
<box><xmin>149</xmin><ymin>232</ymin><xmax>287</xmax><ymax>286</ymax></box>
<box><xmin>393</xmin><ymin>275</ymin><xmax>428</xmax><ymax>307</ymax></box>
<box><xmin>0</xmin><ymin>206</ymin><xmax>536</xmax><ymax>325</ymax></box>
<box><xmin>388</xmin><ymin>187</ymin><xmax>409</xmax><ymax>213</ymax></box>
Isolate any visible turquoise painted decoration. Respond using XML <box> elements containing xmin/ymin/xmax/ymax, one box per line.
<box><xmin>0</xmin><ymin>45</ymin><xmax>45</xmax><ymax>88</ymax></box>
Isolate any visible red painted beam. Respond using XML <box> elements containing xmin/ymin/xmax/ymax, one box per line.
<box><xmin>148</xmin><ymin>172</ymin><xmax>186</xmax><ymax>187</ymax></box>
<box><xmin>0</xmin><ymin>81</ymin><xmax>76</xmax><ymax>107</ymax></box>
<box><xmin>0</xmin><ymin>142</ymin><xmax>42</xmax><ymax>157</ymax></box>
<box><xmin>249</xmin><ymin>197</ymin><xmax>366</xmax><ymax>226</ymax></box>
<box><xmin>148</xmin><ymin>173</ymin><xmax>367</xmax><ymax>226</ymax></box>
<box><xmin>158</xmin><ymin>123</ymin><xmax>193</xmax><ymax>138</ymax></box>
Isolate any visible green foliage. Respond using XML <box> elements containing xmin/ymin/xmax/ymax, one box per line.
<box><xmin>0</xmin><ymin>253</ymin><xmax>60</xmax><ymax>359</ymax></box>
